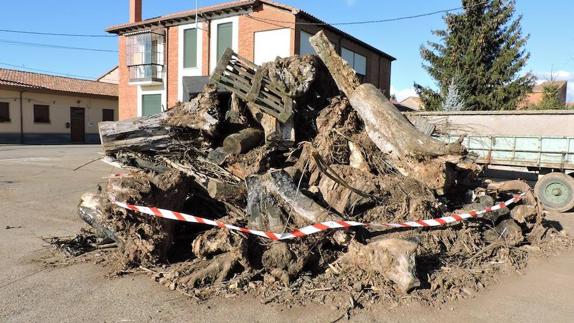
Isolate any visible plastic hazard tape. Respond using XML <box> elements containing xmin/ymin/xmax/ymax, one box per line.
<box><xmin>114</xmin><ymin>194</ymin><xmax>524</xmax><ymax>241</ymax></box>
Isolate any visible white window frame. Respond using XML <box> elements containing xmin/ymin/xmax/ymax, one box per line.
<box><xmin>209</xmin><ymin>16</ymin><xmax>239</xmax><ymax>74</ymax></box>
<box><xmin>178</xmin><ymin>23</ymin><xmax>204</xmax><ymax>102</ymax></box>
<box><xmin>137</xmin><ymin>84</ymin><xmax>166</xmax><ymax>117</ymax></box>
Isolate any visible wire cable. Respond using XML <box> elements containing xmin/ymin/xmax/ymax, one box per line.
<box><xmin>0</xmin><ymin>39</ymin><xmax>117</xmax><ymax>53</ymax></box>
<box><xmin>0</xmin><ymin>28</ymin><xmax>114</xmax><ymax>38</ymax></box>
<box><xmin>0</xmin><ymin>62</ymin><xmax>98</xmax><ymax>79</ymax></box>
<box><xmin>247</xmin><ymin>0</ymin><xmax>491</xmax><ymax>26</ymax></box>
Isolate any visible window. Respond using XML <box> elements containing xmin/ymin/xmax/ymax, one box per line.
<box><xmin>0</xmin><ymin>102</ymin><xmax>9</xmax><ymax>122</ymax></box>
<box><xmin>299</xmin><ymin>31</ymin><xmax>314</xmax><ymax>56</ymax></box>
<box><xmin>142</xmin><ymin>94</ymin><xmax>162</xmax><ymax>116</ymax></box>
<box><xmin>126</xmin><ymin>31</ymin><xmax>165</xmax><ymax>83</ymax></box>
<box><xmin>102</xmin><ymin>109</ymin><xmax>115</xmax><ymax>122</ymax></box>
<box><xmin>216</xmin><ymin>22</ymin><xmax>233</xmax><ymax>64</ymax></box>
<box><xmin>183</xmin><ymin>28</ymin><xmax>198</xmax><ymax>68</ymax></box>
<box><xmin>341</xmin><ymin>47</ymin><xmax>367</xmax><ymax>76</ymax></box>
<box><xmin>33</xmin><ymin>105</ymin><xmax>50</xmax><ymax>123</ymax></box>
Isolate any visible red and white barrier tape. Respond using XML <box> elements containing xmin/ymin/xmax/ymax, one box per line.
<box><xmin>114</xmin><ymin>194</ymin><xmax>523</xmax><ymax>241</ymax></box>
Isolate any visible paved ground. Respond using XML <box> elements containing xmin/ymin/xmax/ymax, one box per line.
<box><xmin>0</xmin><ymin>145</ymin><xmax>573</xmax><ymax>322</ymax></box>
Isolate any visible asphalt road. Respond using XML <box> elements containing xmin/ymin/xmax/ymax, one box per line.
<box><xmin>0</xmin><ymin>145</ymin><xmax>573</xmax><ymax>322</ymax></box>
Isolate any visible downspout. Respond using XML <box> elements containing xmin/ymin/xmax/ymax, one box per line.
<box><xmin>19</xmin><ymin>90</ymin><xmax>25</xmax><ymax>144</ymax></box>
<box><xmin>165</xmin><ymin>25</ymin><xmax>169</xmax><ymax>110</ymax></box>
<box><xmin>206</xmin><ymin>18</ymin><xmax>211</xmax><ymax>74</ymax></box>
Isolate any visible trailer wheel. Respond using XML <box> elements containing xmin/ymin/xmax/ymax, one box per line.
<box><xmin>534</xmin><ymin>173</ymin><xmax>574</xmax><ymax>212</ymax></box>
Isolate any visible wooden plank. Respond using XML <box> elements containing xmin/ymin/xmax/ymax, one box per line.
<box><xmin>209</xmin><ymin>49</ymin><xmax>294</xmax><ymax>123</ymax></box>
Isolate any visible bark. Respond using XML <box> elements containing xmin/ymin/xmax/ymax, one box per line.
<box><xmin>309</xmin><ymin>31</ymin><xmax>361</xmax><ymax>97</ymax></box>
<box><xmin>247</xmin><ymin>170</ymin><xmax>341</xmax><ymax>228</ymax></box>
<box><xmin>348</xmin><ymin>84</ymin><xmax>464</xmax><ymax>159</ymax></box>
<box><xmin>248</xmin><ymin>103</ymin><xmax>295</xmax><ymax>148</ymax></box>
<box><xmin>487</xmin><ymin>180</ymin><xmax>537</xmax><ymax>206</ymax></box>
<box><xmin>167</xmin><ymin>84</ymin><xmax>221</xmax><ymax>135</ymax></box>
<box><xmin>207</xmin><ymin>179</ymin><xmax>246</xmax><ymax>203</ymax></box>
<box><xmin>99</xmin><ymin>85</ymin><xmax>220</xmax><ymax>156</ymax></box>
<box><xmin>309</xmin><ymin>30</ymin><xmax>466</xmax><ymax>192</ymax></box>
<box><xmin>98</xmin><ymin>114</ymin><xmax>175</xmax><ymax>155</ymax></box>
<box><xmin>222</xmin><ymin>128</ymin><xmax>264</xmax><ymax>155</ymax></box>
<box><xmin>340</xmin><ymin>238</ymin><xmax>420</xmax><ymax>293</ymax></box>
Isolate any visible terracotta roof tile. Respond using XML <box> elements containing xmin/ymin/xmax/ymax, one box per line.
<box><xmin>0</xmin><ymin>68</ymin><xmax>117</xmax><ymax>97</ymax></box>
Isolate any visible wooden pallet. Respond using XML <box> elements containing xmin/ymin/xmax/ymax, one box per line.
<box><xmin>210</xmin><ymin>48</ymin><xmax>293</xmax><ymax>123</ymax></box>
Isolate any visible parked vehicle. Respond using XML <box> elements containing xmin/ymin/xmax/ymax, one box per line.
<box><xmin>407</xmin><ymin>110</ymin><xmax>574</xmax><ymax>212</ymax></box>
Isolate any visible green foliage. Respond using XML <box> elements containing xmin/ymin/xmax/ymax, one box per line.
<box><xmin>443</xmin><ymin>78</ymin><xmax>466</xmax><ymax>111</ymax></box>
<box><xmin>529</xmin><ymin>84</ymin><xmax>567</xmax><ymax>110</ymax></box>
<box><xmin>415</xmin><ymin>0</ymin><xmax>535</xmax><ymax>111</ymax></box>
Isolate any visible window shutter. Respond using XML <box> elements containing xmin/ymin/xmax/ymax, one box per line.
<box><xmin>142</xmin><ymin>94</ymin><xmax>162</xmax><ymax>116</ymax></box>
<box><xmin>184</xmin><ymin>28</ymin><xmax>198</xmax><ymax>68</ymax></box>
<box><xmin>217</xmin><ymin>22</ymin><xmax>233</xmax><ymax>63</ymax></box>
<box><xmin>0</xmin><ymin>102</ymin><xmax>9</xmax><ymax>122</ymax></box>
<box><xmin>102</xmin><ymin>109</ymin><xmax>115</xmax><ymax>122</ymax></box>
<box><xmin>33</xmin><ymin>105</ymin><xmax>50</xmax><ymax>123</ymax></box>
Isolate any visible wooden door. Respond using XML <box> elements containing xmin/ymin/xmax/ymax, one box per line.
<box><xmin>70</xmin><ymin>107</ymin><xmax>85</xmax><ymax>143</ymax></box>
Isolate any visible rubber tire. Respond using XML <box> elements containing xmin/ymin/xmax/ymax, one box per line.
<box><xmin>534</xmin><ymin>172</ymin><xmax>574</xmax><ymax>212</ymax></box>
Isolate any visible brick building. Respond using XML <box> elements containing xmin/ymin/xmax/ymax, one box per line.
<box><xmin>107</xmin><ymin>0</ymin><xmax>395</xmax><ymax>120</ymax></box>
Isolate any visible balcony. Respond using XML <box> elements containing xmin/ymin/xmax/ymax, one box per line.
<box><xmin>126</xmin><ymin>30</ymin><xmax>165</xmax><ymax>84</ymax></box>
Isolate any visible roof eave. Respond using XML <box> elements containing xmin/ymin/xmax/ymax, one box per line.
<box><xmin>296</xmin><ymin>11</ymin><xmax>396</xmax><ymax>61</ymax></box>
<box><xmin>0</xmin><ymin>83</ymin><xmax>117</xmax><ymax>99</ymax></box>
<box><xmin>106</xmin><ymin>1</ymin><xmax>257</xmax><ymax>35</ymax></box>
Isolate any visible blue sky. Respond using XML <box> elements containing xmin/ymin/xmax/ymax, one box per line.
<box><xmin>1</xmin><ymin>0</ymin><xmax>573</xmax><ymax>101</ymax></box>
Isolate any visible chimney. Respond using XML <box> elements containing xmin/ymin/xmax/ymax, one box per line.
<box><xmin>129</xmin><ymin>0</ymin><xmax>142</xmax><ymax>23</ymax></box>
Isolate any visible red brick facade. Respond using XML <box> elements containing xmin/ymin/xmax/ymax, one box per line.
<box><xmin>114</xmin><ymin>1</ymin><xmax>394</xmax><ymax>120</ymax></box>
<box><xmin>166</xmin><ymin>27</ymin><xmax>179</xmax><ymax>108</ymax></box>
<box><xmin>238</xmin><ymin>4</ymin><xmax>296</xmax><ymax>61</ymax></box>
<box><xmin>118</xmin><ymin>36</ymin><xmax>137</xmax><ymax>120</ymax></box>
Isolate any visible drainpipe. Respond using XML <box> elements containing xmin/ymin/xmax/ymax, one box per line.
<box><xmin>165</xmin><ymin>25</ymin><xmax>169</xmax><ymax>110</ymax></box>
<box><xmin>19</xmin><ymin>90</ymin><xmax>25</xmax><ymax>144</ymax></box>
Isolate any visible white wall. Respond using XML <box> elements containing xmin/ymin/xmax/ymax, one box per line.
<box><xmin>0</xmin><ymin>88</ymin><xmax>118</xmax><ymax>135</ymax></box>
<box><xmin>178</xmin><ymin>22</ymin><xmax>204</xmax><ymax>102</ymax></box>
<box><xmin>254</xmin><ymin>28</ymin><xmax>291</xmax><ymax>65</ymax></box>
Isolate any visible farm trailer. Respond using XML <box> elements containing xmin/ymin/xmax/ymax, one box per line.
<box><xmin>406</xmin><ymin>110</ymin><xmax>574</xmax><ymax>212</ymax></box>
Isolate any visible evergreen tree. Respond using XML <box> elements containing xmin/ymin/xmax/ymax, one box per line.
<box><xmin>530</xmin><ymin>84</ymin><xmax>566</xmax><ymax>110</ymax></box>
<box><xmin>415</xmin><ymin>0</ymin><xmax>534</xmax><ymax>111</ymax></box>
<box><xmin>443</xmin><ymin>78</ymin><xmax>465</xmax><ymax>111</ymax></box>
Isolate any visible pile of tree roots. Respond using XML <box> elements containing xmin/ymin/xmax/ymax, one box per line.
<box><xmin>78</xmin><ymin>31</ymin><xmax>570</xmax><ymax>307</ymax></box>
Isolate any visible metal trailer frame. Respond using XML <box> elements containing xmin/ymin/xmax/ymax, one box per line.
<box><xmin>439</xmin><ymin>135</ymin><xmax>574</xmax><ymax>172</ymax></box>
<box><xmin>438</xmin><ymin>134</ymin><xmax>574</xmax><ymax>212</ymax></box>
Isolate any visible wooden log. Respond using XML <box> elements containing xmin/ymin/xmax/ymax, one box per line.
<box><xmin>308</xmin><ymin>31</ymin><xmax>361</xmax><ymax>98</ymax></box>
<box><xmin>309</xmin><ymin>30</ymin><xmax>466</xmax><ymax>192</ymax></box>
<box><xmin>340</xmin><ymin>238</ymin><xmax>420</xmax><ymax>293</ymax></box>
<box><xmin>207</xmin><ymin>179</ymin><xmax>246</xmax><ymax>203</ymax></box>
<box><xmin>223</xmin><ymin>128</ymin><xmax>264</xmax><ymax>155</ymax></box>
<box><xmin>349</xmin><ymin>84</ymin><xmax>464</xmax><ymax>159</ymax></box>
<box><xmin>247</xmin><ymin>170</ymin><xmax>341</xmax><ymax>227</ymax></box>
<box><xmin>99</xmin><ymin>85</ymin><xmax>220</xmax><ymax>156</ymax></box>
<box><xmin>98</xmin><ymin>113</ymin><xmax>175</xmax><ymax>155</ymax></box>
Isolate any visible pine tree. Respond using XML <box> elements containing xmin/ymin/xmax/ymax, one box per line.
<box><xmin>530</xmin><ymin>84</ymin><xmax>566</xmax><ymax>110</ymax></box>
<box><xmin>415</xmin><ymin>0</ymin><xmax>534</xmax><ymax>111</ymax></box>
<box><xmin>443</xmin><ymin>78</ymin><xmax>465</xmax><ymax>111</ymax></box>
